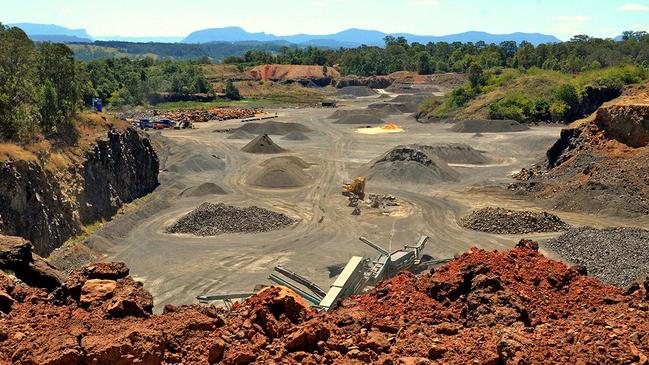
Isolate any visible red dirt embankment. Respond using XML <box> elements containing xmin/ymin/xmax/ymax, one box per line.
<box><xmin>249</xmin><ymin>64</ymin><xmax>340</xmax><ymax>86</ymax></box>
<box><xmin>1</xmin><ymin>236</ymin><xmax>648</xmax><ymax>364</ymax></box>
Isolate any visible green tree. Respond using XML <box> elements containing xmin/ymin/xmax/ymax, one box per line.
<box><xmin>0</xmin><ymin>24</ymin><xmax>40</xmax><ymax>140</ymax></box>
<box><xmin>467</xmin><ymin>61</ymin><xmax>483</xmax><ymax>91</ymax></box>
<box><xmin>38</xmin><ymin>43</ymin><xmax>81</xmax><ymax>133</ymax></box>
<box><xmin>224</xmin><ymin>80</ymin><xmax>241</xmax><ymax>100</ymax></box>
<box><xmin>416</xmin><ymin>52</ymin><xmax>434</xmax><ymax>75</ymax></box>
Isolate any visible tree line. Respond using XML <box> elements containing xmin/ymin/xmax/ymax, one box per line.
<box><xmin>0</xmin><ymin>24</ymin><xmax>212</xmax><ymax>142</ymax></box>
<box><xmin>225</xmin><ymin>32</ymin><xmax>649</xmax><ymax>76</ymax></box>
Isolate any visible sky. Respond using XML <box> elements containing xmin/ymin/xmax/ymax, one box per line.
<box><xmin>1</xmin><ymin>0</ymin><xmax>648</xmax><ymax>40</ymax></box>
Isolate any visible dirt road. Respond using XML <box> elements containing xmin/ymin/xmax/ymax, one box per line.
<box><xmin>82</xmin><ymin>97</ymin><xmax>641</xmax><ymax>310</ymax></box>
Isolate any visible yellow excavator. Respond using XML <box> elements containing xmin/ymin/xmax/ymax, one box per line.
<box><xmin>342</xmin><ymin>176</ymin><xmax>366</xmax><ymax>200</ymax></box>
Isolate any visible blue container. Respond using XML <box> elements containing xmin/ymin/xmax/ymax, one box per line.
<box><xmin>93</xmin><ymin>98</ymin><xmax>103</xmax><ymax>112</ymax></box>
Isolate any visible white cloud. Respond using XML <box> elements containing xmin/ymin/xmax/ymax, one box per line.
<box><xmin>618</xmin><ymin>3</ymin><xmax>649</xmax><ymax>12</ymax></box>
<box><xmin>410</xmin><ymin>0</ymin><xmax>439</xmax><ymax>6</ymax></box>
<box><xmin>310</xmin><ymin>0</ymin><xmax>344</xmax><ymax>7</ymax></box>
<box><xmin>550</xmin><ymin>15</ymin><xmax>589</xmax><ymax>36</ymax></box>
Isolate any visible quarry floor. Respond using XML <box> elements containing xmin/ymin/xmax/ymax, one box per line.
<box><xmin>83</xmin><ymin>96</ymin><xmax>643</xmax><ymax>311</ymax></box>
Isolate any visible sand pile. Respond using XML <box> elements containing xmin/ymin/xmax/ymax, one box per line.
<box><xmin>390</xmin><ymin>94</ymin><xmax>427</xmax><ymax>113</ymax></box>
<box><xmin>167</xmin><ymin>202</ymin><xmax>294</xmax><ymax>236</ymax></box>
<box><xmin>281</xmin><ymin>131</ymin><xmax>310</xmax><ymax>141</ymax></box>
<box><xmin>247</xmin><ymin>157</ymin><xmax>310</xmax><ymax>188</ymax></box>
<box><xmin>241</xmin><ymin>134</ymin><xmax>287</xmax><ymax>154</ymax></box>
<box><xmin>328</xmin><ymin>108</ymin><xmax>388</xmax><ymax>119</ymax></box>
<box><xmin>334</xmin><ymin>86</ymin><xmax>378</xmax><ymax>97</ymax></box>
<box><xmin>357</xmin><ymin>124</ymin><xmax>404</xmax><ymax>135</ymax></box>
<box><xmin>259</xmin><ymin>156</ymin><xmax>312</xmax><ymax>168</ymax></box>
<box><xmin>334</xmin><ymin>113</ymin><xmax>385</xmax><ymax>125</ymax></box>
<box><xmin>166</xmin><ymin>152</ymin><xmax>225</xmax><ymax>174</ymax></box>
<box><xmin>179</xmin><ymin>182</ymin><xmax>227</xmax><ymax>197</ymax></box>
<box><xmin>411</xmin><ymin>143</ymin><xmax>490</xmax><ymax>164</ymax></box>
<box><xmin>367</xmin><ymin>102</ymin><xmax>404</xmax><ymax>115</ymax></box>
<box><xmin>227</xmin><ymin>130</ymin><xmax>254</xmax><ymax>140</ymax></box>
<box><xmin>450</xmin><ymin>119</ymin><xmax>530</xmax><ymax>133</ymax></box>
<box><xmin>363</xmin><ymin>145</ymin><xmax>460</xmax><ymax>185</ymax></box>
<box><xmin>233</xmin><ymin>121</ymin><xmax>312</xmax><ymax>135</ymax></box>
<box><xmin>460</xmin><ymin>207</ymin><xmax>570</xmax><ymax>234</ymax></box>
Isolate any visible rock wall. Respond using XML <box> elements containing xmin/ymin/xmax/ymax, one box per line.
<box><xmin>595</xmin><ymin>102</ymin><xmax>649</xmax><ymax>148</ymax></box>
<box><xmin>0</xmin><ymin>128</ymin><xmax>159</xmax><ymax>256</ymax></box>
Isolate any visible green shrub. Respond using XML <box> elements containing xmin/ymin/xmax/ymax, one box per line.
<box><xmin>488</xmin><ymin>95</ymin><xmax>550</xmax><ymax>123</ymax></box>
<box><xmin>446</xmin><ymin>87</ymin><xmax>473</xmax><ymax>109</ymax></box>
<box><xmin>418</xmin><ymin>97</ymin><xmax>443</xmax><ymax>114</ymax></box>
<box><xmin>224</xmin><ymin>80</ymin><xmax>242</xmax><ymax>101</ymax></box>
<box><xmin>549</xmin><ymin>101</ymin><xmax>568</xmax><ymax>122</ymax></box>
<box><xmin>489</xmin><ymin>95</ymin><xmax>526</xmax><ymax>121</ymax></box>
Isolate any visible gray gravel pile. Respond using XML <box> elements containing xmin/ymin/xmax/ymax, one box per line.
<box><xmin>334</xmin><ymin>86</ymin><xmax>378</xmax><ymax>97</ymax></box>
<box><xmin>241</xmin><ymin>134</ymin><xmax>287</xmax><ymax>154</ymax></box>
<box><xmin>450</xmin><ymin>119</ymin><xmax>530</xmax><ymax>133</ymax></box>
<box><xmin>363</xmin><ymin>145</ymin><xmax>460</xmax><ymax>185</ymax></box>
<box><xmin>167</xmin><ymin>202</ymin><xmax>294</xmax><ymax>236</ymax></box>
<box><xmin>461</xmin><ymin>207</ymin><xmax>570</xmax><ymax>234</ymax></box>
<box><xmin>543</xmin><ymin>227</ymin><xmax>649</xmax><ymax>287</ymax></box>
<box><xmin>233</xmin><ymin>121</ymin><xmax>312</xmax><ymax>135</ymax></box>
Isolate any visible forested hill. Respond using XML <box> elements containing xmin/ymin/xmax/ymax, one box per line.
<box><xmin>69</xmin><ymin>40</ymin><xmax>296</xmax><ymax>61</ymax></box>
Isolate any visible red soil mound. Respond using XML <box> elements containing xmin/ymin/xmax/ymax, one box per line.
<box><xmin>1</xmin><ymin>237</ymin><xmax>648</xmax><ymax>364</ymax></box>
<box><xmin>249</xmin><ymin>64</ymin><xmax>340</xmax><ymax>86</ymax></box>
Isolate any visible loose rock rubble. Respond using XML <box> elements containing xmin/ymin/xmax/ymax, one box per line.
<box><xmin>510</xmin><ymin>89</ymin><xmax>649</xmax><ymax>217</ymax></box>
<box><xmin>166</xmin><ymin>202</ymin><xmax>295</xmax><ymax>236</ymax></box>
<box><xmin>1</xmin><ymin>237</ymin><xmax>648</xmax><ymax>364</ymax></box>
<box><xmin>116</xmin><ymin>107</ymin><xmax>261</xmax><ymax>123</ymax></box>
<box><xmin>460</xmin><ymin>207</ymin><xmax>570</xmax><ymax>234</ymax></box>
<box><xmin>544</xmin><ymin>226</ymin><xmax>649</xmax><ymax>287</ymax></box>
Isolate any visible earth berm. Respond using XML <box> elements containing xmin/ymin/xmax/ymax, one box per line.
<box><xmin>1</xmin><ymin>236</ymin><xmax>648</xmax><ymax>364</ymax></box>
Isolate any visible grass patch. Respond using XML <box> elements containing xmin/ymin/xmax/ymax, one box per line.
<box><xmin>430</xmin><ymin>65</ymin><xmax>649</xmax><ymax>123</ymax></box>
<box><xmin>0</xmin><ymin>143</ymin><xmax>38</xmax><ymax>162</ymax></box>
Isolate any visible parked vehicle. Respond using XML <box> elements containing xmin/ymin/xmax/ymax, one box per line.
<box><xmin>138</xmin><ymin>119</ymin><xmax>153</xmax><ymax>129</ymax></box>
<box><xmin>153</xmin><ymin>119</ymin><xmax>174</xmax><ymax>129</ymax></box>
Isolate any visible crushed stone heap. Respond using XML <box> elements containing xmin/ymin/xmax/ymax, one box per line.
<box><xmin>460</xmin><ymin>207</ymin><xmax>570</xmax><ymax>234</ymax></box>
<box><xmin>241</xmin><ymin>134</ymin><xmax>287</xmax><ymax>154</ymax></box>
<box><xmin>1</xmin><ymin>237</ymin><xmax>648</xmax><ymax>364</ymax></box>
<box><xmin>166</xmin><ymin>202</ymin><xmax>294</xmax><ymax>236</ymax></box>
<box><xmin>544</xmin><ymin>226</ymin><xmax>649</xmax><ymax>287</ymax></box>
<box><xmin>363</xmin><ymin>145</ymin><xmax>460</xmax><ymax>184</ymax></box>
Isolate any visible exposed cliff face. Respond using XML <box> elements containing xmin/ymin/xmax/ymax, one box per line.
<box><xmin>511</xmin><ymin>86</ymin><xmax>649</xmax><ymax>217</ymax></box>
<box><xmin>79</xmin><ymin>128</ymin><xmax>159</xmax><ymax>225</ymax></box>
<box><xmin>0</xmin><ymin>128</ymin><xmax>159</xmax><ymax>256</ymax></box>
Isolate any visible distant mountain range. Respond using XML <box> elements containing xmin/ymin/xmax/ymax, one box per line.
<box><xmin>10</xmin><ymin>23</ymin><xmax>563</xmax><ymax>47</ymax></box>
<box><xmin>182</xmin><ymin>27</ymin><xmax>562</xmax><ymax>46</ymax></box>
<box><xmin>9</xmin><ymin>23</ymin><xmax>94</xmax><ymax>43</ymax></box>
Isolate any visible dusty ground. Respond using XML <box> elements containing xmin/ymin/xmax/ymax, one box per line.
<box><xmin>75</xmin><ymin>94</ymin><xmax>648</xmax><ymax>311</ymax></box>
